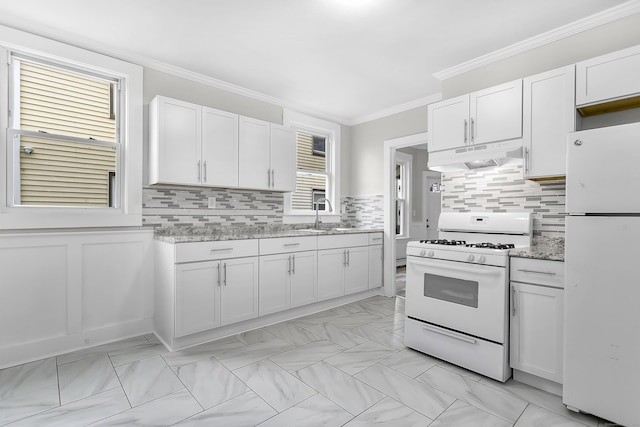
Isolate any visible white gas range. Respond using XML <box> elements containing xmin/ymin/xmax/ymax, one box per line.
<box><xmin>404</xmin><ymin>212</ymin><xmax>532</xmax><ymax>382</ymax></box>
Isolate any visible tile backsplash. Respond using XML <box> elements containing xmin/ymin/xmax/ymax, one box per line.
<box><xmin>142</xmin><ymin>186</ymin><xmax>385</xmax><ymax>229</ymax></box>
<box><xmin>441</xmin><ymin>164</ymin><xmax>566</xmax><ymax>237</ymax></box>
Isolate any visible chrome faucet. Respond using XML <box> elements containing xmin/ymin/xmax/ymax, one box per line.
<box><xmin>314</xmin><ymin>198</ymin><xmax>333</xmax><ymax>229</ymax></box>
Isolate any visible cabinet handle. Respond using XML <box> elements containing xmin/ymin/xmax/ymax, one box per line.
<box><xmin>223</xmin><ymin>262</ymin><xmax>227</xmax><ymax>286</ymax></box>
<box><xmin>517</xmin><ymin>269</ymin><xmax>556</xmax><ymax>276</ymax></box>
<box><xmin>271</xmin><ymin>170</ymin><xmax>275</xmax><ymax>188</ymax></box>
<box><xmin>511</xmin><ymin>285</ymin><xmax>517</xmax><ymax>316</ymax></box>
<box><xmin>292</xmin><ymin>254</ymin><xmax>296</xmax><ymax>274</ymax></box>
<box><xmin>267</xmin><ymin>169</ymin><xmax>271</xmax><ymax>187</ymax></box>
<box><xmin>288</xmin><ymin>255</ymin><xmax>291</xmax><ymax>274</ymax></box>
<box><xmin>371</xmin><ymin>237</ymin><xmax>382</xmax><ymax>241</ymax></box>
<box><xmin>197</xmin><ymin>161</ymin><xmax>201</xmax><ymax>182</ymax></box>
<box><xmin>470</xmin><ymin>117</ymin><xmax>475</xmax><ymax>143</ymax></box>
<box><xmin>343</xmin><ymin>250</ymin><xmax>347</xmax><ymax>266</ymax></box>
<box><xmin>217</xmin><ymin>263</ymin><xmax>221</xmax><ymax>287</ymax></box>
<box><xmin>347</xmin><ymin>249</ymin><xmax>350</xmax><ymax>266</ymax></box>
<box><xmin>463</xmin><ymin>119</ymin><xmax>468</xmax><ymax>144</ymax></box>
<box><xmin>210</xmin><ymin>248</ymin><xmax>234</xmax><ymax>252</ymax></box>
<box><xmin>283</xmin><ymin>243</ymin><xmax>300</xmax><ymax>247</ymax></box>
<box><xmin>523</xmin><ymin>147</ymin><xmax>529</xmax><ymax>175</ymax></box>
<box><xmin>203</xmin><ymin>161</ymin><xmax>207</xmax><ymax>182</ymax></box>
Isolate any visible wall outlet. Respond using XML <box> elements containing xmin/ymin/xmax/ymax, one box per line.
<box><xmin>208</xmin><ymin>197</ymin><xmax>216</xmax><ymax>209</ymax></box>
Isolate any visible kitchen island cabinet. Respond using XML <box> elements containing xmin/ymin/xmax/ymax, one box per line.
<box><xmin>428</xmin><ymin>79</ymin><xmax>522</xmax><ymax>151</ymax></box>
<box><xmin>509</xmin><ymin>257</ymin><xmax>564</xmax><ymax>396</ymax></box>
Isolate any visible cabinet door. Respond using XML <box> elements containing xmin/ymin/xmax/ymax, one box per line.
<box><xmin>428</xmin><ymin>94</ymin><xmax>469</xmax><ymax>151</ymax></box>
<box><xmin>368</xmin><ymin>245</ymin><xmax>383</xmax><ymax>289</ymax></box>
<box><xmin>576</xmin><ymin>44</ymin><xmax>640</xmax><ymax>106</ymax></box>
<box><xmin>317</xmin><ymin>248</ymin><xmax>345</xmax><ymax>301</ymax></box>
<box><xmin>175</xmin><ymin>261</ymin><xmax>220</xmax><ymax>337</ymax></box>
<box><xmin>344</xmin><ymin>246</ymin><xmax>369</xmax><ymax>295</ymax></box>
<box><xmin>270</xmin><ymin>124</ymin><xmax>296</xmax><ymax>192</ymax></box>
<box><xmin>152</xmin><ymin>97</ymin><xmax>201</xmax><ymax>185</ymax></box>
<box><xmin>523</xmin><ymin>66</ymin><xmax>575</xmax><ymax>179</ymax></box>
<box><xmin>470</xmin><ymin>80</ymin><xmax>522</xmax><ymax>145</ymax></box>
<box><xmin>220</xmin><ymin>257</ymin><xmax>258</xmax><ymax>325</ymax></box>
<box><xmin>202</xmin><ymin>107</ymin><xmax>238</xmax><ymax>187</ymax></box>
<box><xmin>510</xmin><ymin>282</ymin><xmax>564</xmax><ymax>383</ymax></box>
<box><xmin>290</xmin><ymin>251</ymin><xmax>317</xmax><ymax>308</ymax></box>
<box><xmin>259</xmin><ymin>254</ymin><xmax>291</xmax><ymax>316</ymax></box>
<box><xmin>238</xmin><ymin>116</ymin><xmax>271</xmax><ymax>190</ymax></box>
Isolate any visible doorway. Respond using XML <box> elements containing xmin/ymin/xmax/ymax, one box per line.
<box><xmin>382</xmin><ymin>133</ymin><xmax>441</xmax><ymax>298</ymax></box>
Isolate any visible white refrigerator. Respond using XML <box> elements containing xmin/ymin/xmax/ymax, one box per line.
<box><xmin>564</xmin><ymin>122</ymin><xmax>640</xmax><ymax>427</ymax></box>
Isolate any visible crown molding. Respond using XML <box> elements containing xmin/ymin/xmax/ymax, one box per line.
<box><xmin>433</xmin><ymin>0</ymin><xmax>640</xmax><ymax>81</ymax></box>
<box><xmin>348</xmin><ymin>93</ymin><xmax>442</xmax><ymax>126</ymax></box>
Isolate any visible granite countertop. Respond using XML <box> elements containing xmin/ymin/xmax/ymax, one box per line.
<box><xmin>154</xmin><ymin>225</ymin><xmax>383</xmax><ymax>243</ymax></box>
<box><xmin>509</xmin><ymin>236</ymin><xmax>565</xmax><ymax>262</ymax></box>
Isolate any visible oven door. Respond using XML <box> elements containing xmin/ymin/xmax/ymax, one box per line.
<box><xmin>406</xmin><ymin>255</ymin><xmax>507</xmax><ymax>343</ymax></box>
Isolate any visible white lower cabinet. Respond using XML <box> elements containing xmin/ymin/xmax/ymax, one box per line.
<box><xmin>317</xmin><ymin>233</ymin><xmax>372</xmax><ymax>301</ymax></box>
<box><xmin>510</xmin><ymin>257</ymin><xmax>564</xmax><ymax>388</ymax></box>
<box><xmin>368</xmin><ymin>244</ymin><xmax>383</xmax><ymax>289</ymax></box>
<box><xmin>259</xmin><ymin>250</ymin><xmax>317</xmax><ymax>316</ymax></box>
<box><xmin>175</xmin><ymin>256</ymin><xmax>258</xmax><ymax>338</ymax></box>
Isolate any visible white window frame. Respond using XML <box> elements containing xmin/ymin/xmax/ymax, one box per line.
<box><xmin>0</xmin><ymin>25</ymin><xmax>143</xmax><ymax>230</ymax></box>
<box><xmin>283</xmin><ymin>110</ymin><xmax>340</xmax><ymax>224</ymax></box>
<box><xmin>395</xmin><ymin>151</ymin><xmax>412</xmax><ymax>239</ymax></box>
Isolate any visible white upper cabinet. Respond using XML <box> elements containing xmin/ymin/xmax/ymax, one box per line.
<box><xmin>149</xmin><ymin>96</ymin><xmax>201</xmax><ymax>185</ymax></box>
<box><xmin>270</xmin><ymin>124</ymin><xmax>296</xmax><ymax>192</ymax></box>
<box><xmin>576</xmin><ymin>44</ymin><xmax>640</xmax><ymax>108</ymax></box>
<box><xmin>150</xmin><ymin>96</ymin><xmax>295</xmax><ymax>192</ymax></box>
<box><xmin>428</xmin><ymin>94</ymin><xmax>470</xmax><ymax>151</ymax></box>
<box><xmin>522</xmin><ymin>66</ymin><xmax>576</xmax><ymax>179</ymax></box>
<box><xmin>149</xmin><ymin>96</ymin><xmax>238</xmax><ymax>188</ymax></box>
<box><xmin>470</xmin><ymin>80</ymin><xmax>523</xmax><ymax>145</ymax></box>
<box><xmin>238</xmin><ymin>117</ymin><xmax>296</xmax><ymax>192</ymax></box>
<box><xmin>201</xmin><ymin>107</ymin><xmax>239</xmax><ymax>187</ymax></box>
<box><xmin>428</xmin><ymin>80</ymin><xmax>522</xmax><ymax>151</ymax></box>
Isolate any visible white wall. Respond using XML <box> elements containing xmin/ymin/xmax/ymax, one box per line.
<box><xmin>0</xmin><ymin>230</ymin><xmax>154</xmax><ymax>369</ymax></box>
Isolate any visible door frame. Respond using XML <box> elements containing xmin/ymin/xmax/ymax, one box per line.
<box><xmin>383</xmin><ymin>132</ymin><xmax>428</xmax><ymax>297</ymax></box>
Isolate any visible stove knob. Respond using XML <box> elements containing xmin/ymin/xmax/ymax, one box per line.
<box><xmin>419</xmin><ymin>249</ymin><xmax>426</xmax><ymax>256</ymax></box>
<box><xmin>467</xmin><ymin>254</ymin><xmax>475</xmax><ymax>262</ymax></box>
<box><xmin>478</xmin><ymin>255</ymin><xmax>486</xmax><ymax>264</ymax></box>
<box><xmin>427</xmin><ymin>250</ymin><xmax>435</xmax><ymax>257</ymax></box>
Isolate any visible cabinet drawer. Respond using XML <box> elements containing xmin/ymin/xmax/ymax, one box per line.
<box><xmin>317</xmin><ymin>233</ymin><xmax>369</xmax><ymax>250</ymax></box>
<box><xmin>368</xmin><ymin>232</ymin><xmax>384</xmax><ymax>245</ymax></box>
<box><xmin>259</xmin><ymin>236</ymin><xmax>317</xmax><ymax>255</ymax></box>
<box><xmin>176</xmin><ymin>239</ymin><xmax>258</xmax><ymax>263</ymax></box>
<box><xmin>510</xmin><ymin>258</ymin><xmax>564</xmax><ymax>288</ymax></box>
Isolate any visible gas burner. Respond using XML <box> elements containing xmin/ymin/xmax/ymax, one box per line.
<box><xmin>420</xmin><ymin>239</ymin><xmax>466</xmax><ymax>246</ymax></box>
<box><xmin>465</xmin><ymin>243</ymin><xmax>515</xmax><ymax>250</ymax></box>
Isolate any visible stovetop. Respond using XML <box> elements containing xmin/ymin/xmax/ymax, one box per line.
<box><xmin>419</xmin><ymin>239</ymin><xmax>516</xmax><ymax>250</ymax></box>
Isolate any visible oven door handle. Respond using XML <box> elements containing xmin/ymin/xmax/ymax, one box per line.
<box><xmin>408</xmin><ymin>258</ymin><xmax>501</xmax><ymax>276</ymax></box>
<box><xmin>419</xmin><ymin>323</ymin><xmax>477</xmax><ymax>344</ymax></box>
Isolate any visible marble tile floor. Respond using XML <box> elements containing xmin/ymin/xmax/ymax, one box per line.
<box><xmin>0</xmin><ymin>295</ymin><xmax>613</xmax><ymax>426</ymax></box>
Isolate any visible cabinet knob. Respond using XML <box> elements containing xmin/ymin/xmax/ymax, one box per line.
<box><xmin>574</xmin><ymin>139</ymin><xmax>583</xmax><ymax>146</ymax></box>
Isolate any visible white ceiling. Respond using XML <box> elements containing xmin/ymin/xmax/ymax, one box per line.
<box><xmin>0</xmin><ymin>0</ymin><xmax>633</xmax><ymax>124</ymax></box>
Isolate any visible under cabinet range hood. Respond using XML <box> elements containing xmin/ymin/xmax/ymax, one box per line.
<box><xmin>428</xmin><ymin>139</ymin><xmax>523</xmax><ymax>172</ymax></box>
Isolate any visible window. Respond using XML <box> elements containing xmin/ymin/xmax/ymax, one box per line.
<box><xmin>291</xmin><ymin>131</ymin><xmax>330</xmax><ymax>211</ymax></box>
<box><xmin>9</xmin><ymin>56</ymin><xmax>120</xmax><ymax>208</ymax></box>
<box><xmin>283</xmin><ymin>110</ymin><xmax>340</xmax><ymax>222</ymax></box>
<box><xmin>0</xmin><ymin>26</ymin><xmax>143</xmax><ymax>230</ymax></box>
<box><xmin>395</xmin><ymin>152</ymin><xmax>412</xmax><ymax>237</ymax></box>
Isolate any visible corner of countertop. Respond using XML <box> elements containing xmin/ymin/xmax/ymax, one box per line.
<box><xmin>509</xmin><ymin>236</ymin><xmax>565</xmax><ymax>262</ymax></box>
